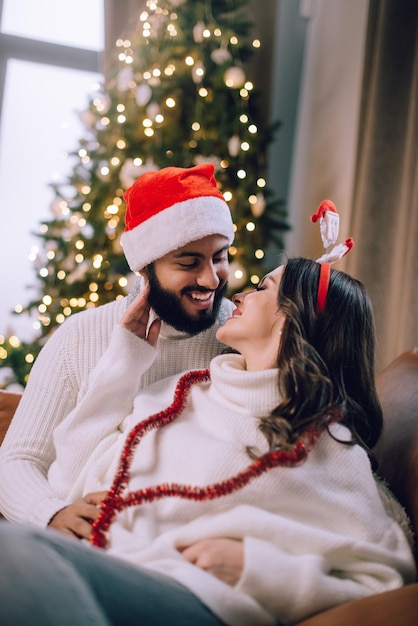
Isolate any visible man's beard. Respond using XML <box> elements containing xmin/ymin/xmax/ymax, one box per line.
<box><xmin>146</xmin><ymin>264</ymin><xmax>227</xmax><ymax>335</ymax></box>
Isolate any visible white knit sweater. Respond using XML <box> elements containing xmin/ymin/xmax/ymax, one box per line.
<box><xmin>0</xmin><ymin>287</ymin><xmax>234</xmax><ymax>526</ymax></box>
<box><xmin>36</xmin><ymin>327</ymin><xmax>417</xmax><ymax>625</ymax></box>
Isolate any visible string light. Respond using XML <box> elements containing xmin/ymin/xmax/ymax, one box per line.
<box><xmin>1</xmin><ymin>0</ymin><xmax>285</xmax><ymax>389</ymax></box>
<box><xmin>234</xmin><ymin>268</ymin><xmax>244</xmax><ymax>280</ymax></box>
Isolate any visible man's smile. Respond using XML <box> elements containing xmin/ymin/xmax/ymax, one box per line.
<box><xmin>185</xmin><ymin>290</ymin><xmax>215</xmax><ymax>309</ymax></box>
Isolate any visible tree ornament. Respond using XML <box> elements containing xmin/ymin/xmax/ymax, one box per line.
<box><xmin>148</xmin><ymin>75</ymin><xmax>161</xmax><ymax>87</ymax></box>
<box><xmin>250</xmin><ymin>193</ymin><xmax>266</xmax><ymax>217</ymax></box>
<box><xmin>224</xmin><ymin>66</ymin><xmax>246</xmax><ymax>88</ymax></box>
<box><xmin>146</xmin><ymin>101</ymin><xmax>161</xmax><ymax>119</ymax></box>
<box><xmin>81</xmin><ymin>223</ymin><xmax>94</xmax><ymax>239</ymax></box>
<box><xmin>194</xmin><ymin>154</ymin><xmax>222</xmax><ymax>170</ymax></box>
<box><xmin>50</xmin><ymin>197</ymin><xmax>66</xmax><ymax>217</ymax></box>
<box><xmin>211</xmin><ymin>47</ymin><xmax>232</xmax><ymax>65</ymax></box>
<box><xmin>228</xmin><ymin>134</ymin><xmax>240</xmax><ymax>157</ymax></box>
<box><xmin>66</xmin><ymin>261</ymin><xmax>89</xmax><ymax>284</ymax></box>
<box><xmin>135</xmin><ymin>83</ymin><xmax>152</xmax><ymax>106</ymax></box>
<box><xmin>78</xmin><ymin>108</ymin><xmax>97</xmax><ymax>127</ymax></box>
<box><xmin>94</xmin><ymin>94</ymin><xmax>111</xmax><ymax>114</ymax></box>
<box><xmin>117</xmin><ymin>67</ymin><xmax>134</xmax><ymax>91</ymax></box>
<box><xmin>191</xmin><ymin>61</ymin><xmax>206</xmax><ymax>84</ymax></box>
<box><xmin>120</xmin><ymin>159</ymin><xmax>151</xmax><ymax>188</ymax></box>
<box><xmin>193</xmin><ymin>21</ymin><xmax>206</xmax><ymax>43</ymax></box>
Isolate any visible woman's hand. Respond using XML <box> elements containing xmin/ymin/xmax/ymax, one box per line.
<box><xmin>120</xmin><ymin>283</ymin><xmax>161</xmax><ymax>346</ymax></box>
<box><xmin>178</xmin><ymin>538</ymin><xmax>244</xmax><ymax>586</ymax></box>
<box><xmin>48</xmin><ymin>491</ymin><xmax>108</xmax><ymax>540</ymax></box>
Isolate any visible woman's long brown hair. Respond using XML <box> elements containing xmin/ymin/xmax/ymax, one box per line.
<box><xmin>255</xmin><ymin>258</ymin><xmax>383</xmax><ymax>459</ymax></box>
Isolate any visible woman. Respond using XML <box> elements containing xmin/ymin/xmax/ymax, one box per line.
<box><xmin>0</xmin><ymin>258</ymin><xmax>415</xmax><ymax>626</ymax></box>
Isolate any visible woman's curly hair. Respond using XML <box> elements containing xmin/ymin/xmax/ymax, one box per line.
<box><xmin>253</xmin><ymin>258</ymin><xmax>383</xmax><ymax>461</ymax></box>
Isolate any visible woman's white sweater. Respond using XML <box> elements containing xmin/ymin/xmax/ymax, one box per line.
<box><xmin>44</xmin><ymin>326</ymin><xmax>415</xmax><ymax>626</ymax></box>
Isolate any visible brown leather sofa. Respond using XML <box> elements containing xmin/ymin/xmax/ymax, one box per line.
<box><xmin>1</xmin><ymin>350</ymin><xmax>417</xmax><ymax>624</ymax></box>
<box><xmin>298</xmin><ymin>349</ymin><xmax>418</xmax><ymax>624</ymax></box>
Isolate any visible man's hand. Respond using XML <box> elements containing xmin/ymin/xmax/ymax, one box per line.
<box><xmin>120</xmin><ymin>283</ymin><xmax>161</xmax><ymax>346</ymax></box>
<box><xmin>179</xmin><ymin>538</ymin><xmax>244</xmax><ymax>586</ymax></box>
<box><xmin>48</xmin><ymin>491</ymin><xmax>108</xmax><ymax>540</ymax></box>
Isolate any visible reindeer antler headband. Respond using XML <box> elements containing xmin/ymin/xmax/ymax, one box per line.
<box><xmin>310</xmin><ymin>200</ymin><xmax>354</xmax><ymax>314</ymax></box>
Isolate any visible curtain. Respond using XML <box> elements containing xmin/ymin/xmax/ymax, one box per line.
<box><xmin>346</xmin><ymin>0</ymin><xmax>418</xmax><ymax>369</ymax></box>
<box><xmin>285</xmin><ymin>0</ymin><xmax>369</xmax><ymax>262</ymax></box>
<box><xmin>285</xmin><ymin>0</ymin><xmax>417</xmax><ymax>370</ymax></box>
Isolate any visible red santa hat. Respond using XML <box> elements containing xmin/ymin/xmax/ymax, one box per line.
<box><xmin>121</xmin><ymin>163</ymin><xmax>234</xmax><ymax>271</ymax></box>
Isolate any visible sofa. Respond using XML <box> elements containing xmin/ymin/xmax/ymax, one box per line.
<box><xmin>1</xmin><ymin>349</ymin><xmax>417</xmax><ymax>624</ymax></box>
<box><xmin>297</xmin><ymin>349</ymin><xmax>418</xmax><ymax>625</ymax></box>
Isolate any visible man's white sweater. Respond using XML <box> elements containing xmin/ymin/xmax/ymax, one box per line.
<box><xmin>39</xmin><ymin>327</ymin><xmax>417</xmax><ymax>625</ymax></box>
<box><xmin>0</xmin><ymin>290</ymin><xmax>234</xmax><ymax>525</ymax></box>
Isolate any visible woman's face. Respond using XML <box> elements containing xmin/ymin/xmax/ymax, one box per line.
<box><xmin>216</xmin><ymin>265</ymin><xmax>284</xmax><ymax>370</ymax></box>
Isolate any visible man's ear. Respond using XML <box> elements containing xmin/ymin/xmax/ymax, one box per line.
<box><xmin>137</xmin><ymin>268</ymin><xmax>149</xmax><ymax>285</ymax></box>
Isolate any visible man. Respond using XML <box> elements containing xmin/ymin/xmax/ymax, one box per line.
<box><xmin>0</xmin><ymin>163</ymin><xmax>235</xmax><ymax>536</ymax></box>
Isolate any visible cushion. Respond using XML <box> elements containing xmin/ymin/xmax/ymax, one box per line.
<box><xmin>296</xmin><ymin>584</ymin><xmax>418</xmax><ymax>626</ymax></box>
<box><xmin>0</xmin><ymin>391</ymin><xmax>22</xmax><ymax>445</ymax></box>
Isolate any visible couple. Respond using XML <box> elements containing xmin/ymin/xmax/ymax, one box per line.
<box><xmin>0</xmin><ymin>164</ymin><xmax>415</xmax><ymax>625</ymax></box>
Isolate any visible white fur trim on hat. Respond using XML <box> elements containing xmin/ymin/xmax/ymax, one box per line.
<box><xmin>121</xmin><ymin>195</ymin><xmax>234</xmax><ymax>271</ymax></box>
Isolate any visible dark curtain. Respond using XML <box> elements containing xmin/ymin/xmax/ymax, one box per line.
<box><xmin>347</xmin><ymin>0</ymin><xmax>418</xmax><ymax>369</ymax></box>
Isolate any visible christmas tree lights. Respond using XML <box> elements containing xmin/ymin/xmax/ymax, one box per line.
<box><xmin>0</xmin><ymin>0</ymin><xmax>288</xmax><ymax>387</ymax></box>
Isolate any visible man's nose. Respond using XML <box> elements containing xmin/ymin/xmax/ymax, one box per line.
<box><xmin>196</xmin><ymin>263</ymin><xmax>220</xmax><ymax>290</ymax></box>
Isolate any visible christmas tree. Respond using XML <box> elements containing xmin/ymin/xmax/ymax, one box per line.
<box><xmin>0</xmin><ymin>0</ymin><xmax>288</xmax><ymax>388</ymax></box>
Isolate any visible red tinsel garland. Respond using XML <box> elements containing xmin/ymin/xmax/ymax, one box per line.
<box><xmin>90</xmin><ymin>368</ymin><xmax>332</xmax><ymax>548</ymax></box>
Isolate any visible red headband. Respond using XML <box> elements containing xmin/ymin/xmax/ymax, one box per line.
<box><xmin>317</xmin><ymin>262</ymin><xmax>331</xmax><ymax>315</ymax></box>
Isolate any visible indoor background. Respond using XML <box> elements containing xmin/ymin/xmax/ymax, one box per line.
<box><xmin>0</xmin><ymin>0</ymin><xmax>417</xmax><ymax>374</ymax></box>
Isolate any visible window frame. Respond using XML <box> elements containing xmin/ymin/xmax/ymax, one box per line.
<box><xmin>0</xmin><ymin>0</ymin><xmax>101</xmax><ymax>125</ymax></box>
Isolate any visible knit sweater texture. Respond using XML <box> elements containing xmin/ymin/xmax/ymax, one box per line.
<box><xmin>23</xmin><ymin>326</ymin><xmax>418</xmax><ymax>625</ymax></box>
<box><xmin>0</xmin><ymin>287</ymin><xmax>234</xmax><ymax>526</ymax></box>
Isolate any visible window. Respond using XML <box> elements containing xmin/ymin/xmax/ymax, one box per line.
<box><xmin>0</xmin><ymin>0</ymin><xmax>104</xmax><ymax>340</ymax></box>
<box><xmin>1</xmin><ymin>0</ymin><xmax>103</xmax><ymax>49</ymax></box>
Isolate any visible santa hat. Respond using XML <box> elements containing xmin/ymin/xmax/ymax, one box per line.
<box><xmin>121</xmin><ymin>163</ymin><xmax>234</xmax><ymax>271</ymax></box>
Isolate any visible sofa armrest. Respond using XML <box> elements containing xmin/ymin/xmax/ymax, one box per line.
<box><xmin>296</xmin><ymin>583</ymin><xmax>418</xmax><ymax>626</ymax></box>
<box><xmin>374</xmin><ymin>350</ymin><xmax>418</xmax><ymax>543</ymax></box>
